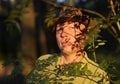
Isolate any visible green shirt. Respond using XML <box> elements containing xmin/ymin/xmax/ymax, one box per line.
<box><xmin>26</xmin><ymin>53</ymin><xmax>109</xmax><ymax>84</ymax></box>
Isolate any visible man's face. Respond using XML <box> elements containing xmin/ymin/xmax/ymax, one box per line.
<box><xmin>56</xmin><ymin>21</ymin><xmax>86</xmax><ymax>54</ymax></box>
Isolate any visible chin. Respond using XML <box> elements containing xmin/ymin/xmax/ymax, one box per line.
<box><xmin>61</xmin><ymin>47</ymin><xmax>76</xmax><ymax>54</ymax></box>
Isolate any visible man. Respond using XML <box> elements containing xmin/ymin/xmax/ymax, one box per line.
<box><xmin>26</xmin><ymin>6</ymin><xmax>109</xmax><ymax>84</ymax></box>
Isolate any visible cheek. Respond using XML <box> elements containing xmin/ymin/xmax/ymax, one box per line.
<box><xmin>56</xmin><ymin>35</ymin><xmax>62</xmax><ymax>48</ymax></box>
<box><xmin>56</xmin><ymin>34</ymin><xmax>61</xmax><ymax>43</ymax></box>
<box><xmin>56</xmin><ymin>34</ymin><xmax>59</xmax><ymax>39</ymax></box>
<box><xmin>70</xmin><ymin>37</ymin><xmax>76</xmax><ymax>43</ymax></box>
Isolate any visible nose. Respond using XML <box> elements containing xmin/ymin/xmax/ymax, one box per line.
<box><xmin>61</xmin><ymin>31</ymin><xmax>67</xmax><ymax>38</ymax></box>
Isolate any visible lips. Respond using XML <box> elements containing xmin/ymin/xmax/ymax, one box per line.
<box><xmin>61</xmin><ymin>40</ymin><xmax>71</xmax><ymax>46</ymax></box>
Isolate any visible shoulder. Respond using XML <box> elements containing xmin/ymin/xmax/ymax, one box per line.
<box><xmin>83</xmin><ymin>53</ymin><xmax>109</xmax><ymax>83</ymax></box>
<box><xmin>37</xmin><ymin>53</ymin><xmax>60</xmax><ymax>61</ymax></box>
<box><xmin>36</xmin><ymin>53</ymin><xmax>60</xmax><ymax>65</ymax></box>
<box><xmin>83</xmin><ymin>53</ymin><xmax>107</xmax><ymax>75</ymax></box>
<box><xmin>82</xmin><ymin>52</ymin><xmax>99</xmax><ymax>67</ymax></box>
<box><xmin>37</xmin><ymin>54</ymin><xmax>53</xmax><ymax>60</ymax></box>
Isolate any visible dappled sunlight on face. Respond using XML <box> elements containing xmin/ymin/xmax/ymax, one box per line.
<box><xmin>56</xmin><ymin>21</ymin><xmax>86</xmax><ymax>54</ymax></box>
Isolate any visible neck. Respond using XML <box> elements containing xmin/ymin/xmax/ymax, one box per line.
<box><xmin>60</xmin><ymin>51</ymin><xmax>85</xmax><ymax>65</ymax></box>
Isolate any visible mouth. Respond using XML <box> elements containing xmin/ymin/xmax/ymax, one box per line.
<box><xmin>62</xmin><ymin>40</ymin><xmax>71</xmax><ymax>46</ymax></box>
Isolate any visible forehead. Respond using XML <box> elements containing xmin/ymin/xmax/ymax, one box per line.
<box><xmin>56</xmin><ymin>21</ymin><xmax>79</xmax><ymax>27</ymax></box>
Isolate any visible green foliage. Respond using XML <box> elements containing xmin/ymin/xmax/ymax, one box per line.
<box><xmin>98</xmin><ymin>54</ymin><xmax>120</xmax><ymax>84</ymax></box>
<box><xmin>85</xmin><ymin>18</ymin><xmax>107</xmax><ymax>47</ymax></box>
<box><xmin>45</xmin><ymin>8</ymin><xmax>56</xmax><ymax>28</ymax></box>
<box><xmin>27</xmin><ymin>54</ymin><xmax>109</xmax><ymax>84</ymax></box>
<box><xmin>27</xmin><ymin>54</ymin><xmax>90</xmax><ymax>83</ymax></box>
<box><xmin>110</xmin><ymin>14</ymin><xmax>120</xmax><ymax>24</ymax></box>
<box><xmin>57</xmin><ymin>63</ymin><xmax>92</xmax><ymax>76</ymax></box>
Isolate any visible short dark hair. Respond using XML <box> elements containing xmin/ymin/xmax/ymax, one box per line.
<box><xmin>53</xmin><ymin>6</ymin><xmax>92</xmax><ymax>31</ymax></box>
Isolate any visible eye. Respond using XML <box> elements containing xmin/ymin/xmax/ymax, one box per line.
<box><xmin>74</xmin><ymin>24</ymin><xmax>79</xmax><ymax>29</ymax></box>
<box><xmin>56</xmin><ymin>27</ymin><xmax>63</xmax><ymax>35</ymax></box>
<box><xmin>69</xmin><ymin>26</ymin><xmax>74</xmax><ymax>29</ymax></box>
<box><xmin>68</xmin><ymin>23</ymin><xmax>75</xmax><ymax>29</ymax></box>
<box><xmin>74</xmin><ymin>22</ymin><xmax>80</xmax><ymax>29</ymax></box>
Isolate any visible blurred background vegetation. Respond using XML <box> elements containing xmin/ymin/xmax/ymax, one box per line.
<box><xmin>0</xmin><ymin>0</ymin><xmax>120</xmax><ymax>84</ymax></box>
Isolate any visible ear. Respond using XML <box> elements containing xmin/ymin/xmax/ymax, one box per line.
<box><xmin>79</xmin><ymin>24</ymin><xmax>86</xmax><ymax>31</ymax></box>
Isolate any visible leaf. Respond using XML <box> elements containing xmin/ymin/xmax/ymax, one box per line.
<box><xmin>44</xmin><ymin>8</ymin><xmax>56</xmax><ymax>28</ymax></box>
<box><xmin>86</xmin><ymin>70</ymin><xmax>92</xmax><ymax>75</ymax></box>
<box><xmin>98</xmin><ymin>42</ymin><xmax>106</xmax><ymax>46</ymax></box>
